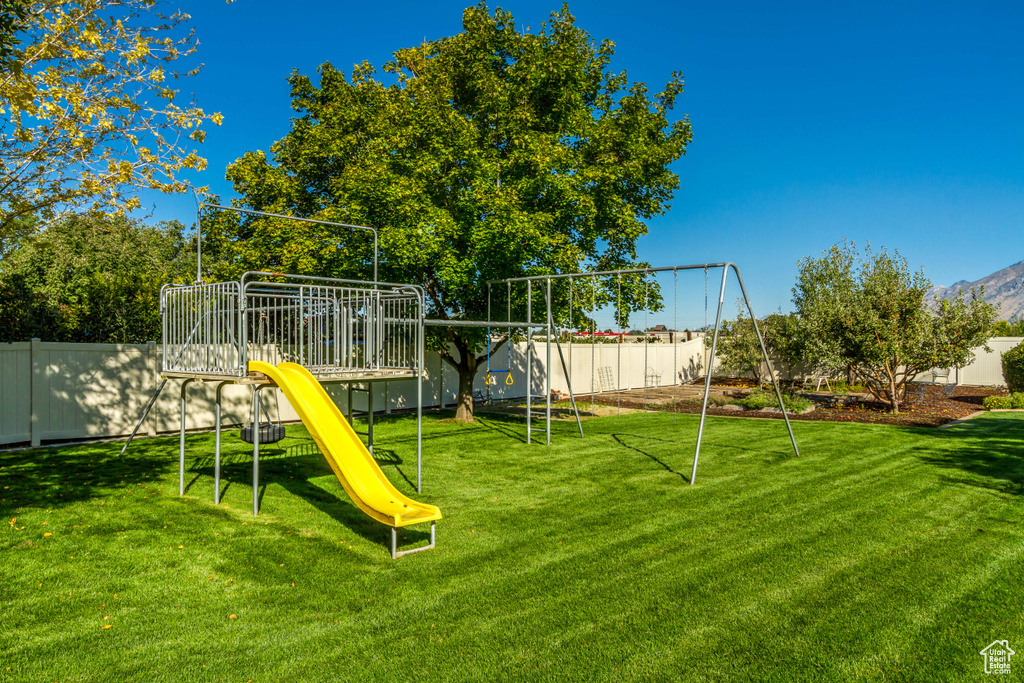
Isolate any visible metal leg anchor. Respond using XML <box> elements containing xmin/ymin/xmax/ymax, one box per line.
<box><xmin>390</xmin><ymin>522</ymin><xmax>437</xmax><ymax>559</ymax></box>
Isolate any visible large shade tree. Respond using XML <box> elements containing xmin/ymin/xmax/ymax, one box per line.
<box><xmin>0</xmin><ymin>0</ymin><xmax>223</xmax><ymax>252</ymax></box>
<box><xmin>216</xmin><ymin>3</ymin><xmax>691</xmax><ymax>421</ymax></box>
<box><xmin>0</xmin><ymin>213</ymin><xmax>194</xmax><ymax>342</ymax></box>
<box><xmin>793</xmin><ymin>242</ymin><xmax>996</xmax><ymax>413</ymax></box>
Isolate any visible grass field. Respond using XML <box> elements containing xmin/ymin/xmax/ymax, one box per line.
<box><xmin>2</xmin><ymin>409</ymin><xmax>1024</xmax><ymax>681</ymax></box>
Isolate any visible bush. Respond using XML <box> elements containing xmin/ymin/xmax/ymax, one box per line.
<box><xmin>982</xmin><ymin>393</ymin><xmax>1024</xmax><ymax>410</ymax></box>
<box><xmin>733</xmin><ymin>389</ymin><xmax>813</xmax><ymax>413</ymax></box>
<box><xmin>829</xmin><ymin>379</ymin><xmax>866</xmax><ymax>395</ymax></box>
<box><xmin>1002</xmin><ymin>342</ymin><xmax>1024</xmax><ymax>393</ymax></box>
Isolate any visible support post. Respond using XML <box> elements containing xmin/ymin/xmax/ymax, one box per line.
<box><xmin>526</xmin><ymin>283</ymin><xmax>532</xmax><ymax>444</ymax></box>
<box><xmin>390</xmin><ymin>522</ymin><xmax>437</xmax><ymax>559</ymax></box>
<box><xmin>214</xmin><ymin>381</ymin><xmax>230</xmax><ymax>505</ymax></box>
<box><xmin>367</xmin><ymin>383</ymin><xmax>374</xmax><ymax>455</ymax></box>
<box><xmin>417</xmin><ymin>307</ymin><xmax>424</xmax><ymax>493</ymax></box>
<box><xmin>691</xmin><ymin>268</ymin><xmax>728</xmax><ymax>485</ymax></box>
<box><xmin>178</xmin><ymin>378</ymin><xmax>195</xmax><ymax>497</ymax></box>
<box><xmin>545</xmin><ymin>278</ymin><xmax>552</xmax><ymax>446</ymax></box>
<box><xmin>732</xmin><ymin>264</ymin><xmax>800</xmax><ymax>459</ymax></box>
<box><xmin>252</xmin><ymin>385</ymin><xmax>263</xmax><ymax>516</ymax></box>
<box><xmin>552</xmin><ymin>330</ymin><xmax>584</xmax><ymax>439</ymax></box>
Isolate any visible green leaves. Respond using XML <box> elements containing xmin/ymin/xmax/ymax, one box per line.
<box><xmin>710</xmin><ymin>306</ymin><xmax>798</xmax><ymax>386</ymax></box>
<box><xmin>793</xmin><ymin>242</ymin><xmax>997</xmax><ymax>413</ymax></box>
<box><xmin>0</xmin><ymin>214</ymin><xmax>193</xmax><ymax>343</ymax></box>
<box><xmin>221</xmin><ymin>3</ymin><xmax>691</xmax><ymax>419</ymax></box>
<box><xmin>0</xmin><ymin>1</ymin><xmax>222</xmax><ymax>239</ymax></box>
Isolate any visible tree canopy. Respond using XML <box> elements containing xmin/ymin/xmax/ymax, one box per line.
<box><xmin>0</xmin><ymin>213</ymin><xmax>194</xmax><ymax>343</ymax></box>
<box><xmin>0</xmin><ymin>0</ymin><xmax>28</xmax><ymax>68</ymax></box>
<box><xmin>793</xmin><ymin>242</ymin><xmax>995</xmax><ymax>413</ymax></box>
<box><xmin>993</xmin><ymin>316</ymin><xmax>1024</xmax><ymax>337</ymax></box>
<box><xmin>711</xmin><ymin>308</ymin><xmax>802</xmax><ymax>387</ymax></box>
<box><xmin>214</xmin><ymin>3</ymin><xmax>691</xmax><ymax>420</ymax></box>
<box><xmin>0</xmin><ymin>0</ymin><xmax>222</xmax><ymax>243</ymax></box>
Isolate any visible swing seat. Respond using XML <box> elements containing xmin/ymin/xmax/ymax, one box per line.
<box><xmin>486</xmin><ymin>370</ymin><xmax>514</xmax><ymax>386</ymax></box>
<box><xmin>240</xmin><ymin>423</ymin><xmax>286</xmax><ymax>444</ymax></box>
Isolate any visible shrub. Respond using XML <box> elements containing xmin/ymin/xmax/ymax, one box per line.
<box><xmin>829</xmin><ymin>379</ymin><xmax>866</xmax><ymax>395</ymax></box>
<box><xmin>733</xmin><ymin>389</ymin><xmax>813</xmax><ymax>413</ymax></box>
<box><xmin>1002</xmin><ymin>342</ymin><xmax>1024</xmax><ymax>393</ymax></box>
<box><xmin>982</xmin><ymin>393</ymin><xmax>1024</xmax><ymax>410</ymax></box>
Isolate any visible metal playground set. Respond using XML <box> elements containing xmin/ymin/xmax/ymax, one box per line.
<box><xmin>124</xmin><ymin>204</ymin><xmax>799</xmax><ymax>559</ymax></box>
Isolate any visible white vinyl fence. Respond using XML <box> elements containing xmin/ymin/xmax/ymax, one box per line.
<box><xmin>0</xmin><ymin>336</ymin><xmax>1019</xmax><ymax>447</ymax></box>
<box><xmin>952</xmin><ymin>337</ymin><xmax>1023</xmax><ymax>386</ymax></box>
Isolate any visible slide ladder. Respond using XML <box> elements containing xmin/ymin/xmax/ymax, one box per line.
<box><xmin>249</xmin><ymin>361</ymin><xmax>440</xmax><ymax>558</ymax></box>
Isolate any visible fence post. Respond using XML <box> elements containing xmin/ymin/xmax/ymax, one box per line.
<box><xmin>29</xmin><ymin>337</ymin><xmax>41</xmax><ymax>447</ymax></box>
<box><xmin>146</xmin><ymin>341</ymin><xmax>158</xmax><ymax>436</ymax></box>
<box><xmin>438</xmin><ymin>353</ymin><xmax>445</xmax><ymax>409</ymax></box>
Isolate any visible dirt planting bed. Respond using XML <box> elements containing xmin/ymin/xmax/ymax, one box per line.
<box><xmin>577</xmin><ymin>383</ymin><xmax>1006</xmax><ymax>427</ymax></box>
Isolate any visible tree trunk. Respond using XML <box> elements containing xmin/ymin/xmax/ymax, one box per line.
<box><xmin>454</xmin><ymin>364</ymin><xmax>476</xmax><ymax>422</ymax></box>
<box><xmin>441</xmin><ymin>336</ymin><xmax>484</xmax><ymax>424</ymax></box>
<box><xmin>440</xmin><ymin>332</ymin><xmax>508</xmax><ymax>423</ymax></box>
<box><xmin>889</xmin><ymin>374</ymin><xmax>900</xmax><ymax>414</ymax></box>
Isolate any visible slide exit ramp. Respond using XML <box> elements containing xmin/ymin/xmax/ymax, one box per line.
<box><xmin>249</xmin><ymin>361</ymin><xmax>440</xmax><ymax>558</ymax></box>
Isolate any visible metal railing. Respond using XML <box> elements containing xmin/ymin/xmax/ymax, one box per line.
<box><xmin>162</xmin><ymin>281</ymin><xmax>242</xmax><ymax>376</ymax></box>
<box><xmin>161</xmin><ymin>274</ymin><xmax>422</xmax><ymax>378</ymax></box>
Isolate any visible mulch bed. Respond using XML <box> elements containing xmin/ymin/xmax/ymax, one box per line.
<box><xmin>592</xmin><ymin>384</ymin><xmax>1007</xmax><ymax>428</ymax></box>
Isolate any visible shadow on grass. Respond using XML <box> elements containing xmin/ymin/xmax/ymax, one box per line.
<box><xmin>0</xmin><ymin>441</ymin><xmax>169</xmax><ymax>514</ymax></box>
<box><xmin>912</xmin><ymin>415</ymin><xmax>1024</xmax><ymax>496</ymax></box>
<box><xmin>611</xmin><ymin>433</ymin><xmax>689</xmax><ymax>482</ymax></box>
<box><xmin>469</xmin><ymin>412</ymin><xmax>529</xmax><ymax>444</ymax></box>
<box><xmin>193</xmin><ymin>432</ymin><xmax>428</xmax><ymax>547</ymax></box>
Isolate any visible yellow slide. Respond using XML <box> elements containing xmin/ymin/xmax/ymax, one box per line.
<box><xmin>248</xmin><ymin>361</ymin><xmax>441</xmax><ymax>528</ymax></box>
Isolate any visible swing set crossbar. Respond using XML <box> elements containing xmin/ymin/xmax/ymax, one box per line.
<box><xmin>486</xmin><ymin>262</ymin><xmax>729</xmax><ymax>285</ymax></box>
<box><xmin>423</xmin><ymin>320</ymin><xmax>533</xmax><ymax>328</ymax></box>
<box><xmin>484</xmin><ymin>262</ymin><xmax>800</xmax><ymax>486</ymax></box>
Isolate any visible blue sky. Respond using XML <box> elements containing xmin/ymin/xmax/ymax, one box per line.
<box><xmin>150</xmin><ymin>0</ymin><xmax>1024</xmax><ymax>322</ymax></box>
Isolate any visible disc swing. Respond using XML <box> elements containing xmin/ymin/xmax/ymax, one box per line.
<box><xmin>241</xmin><ymin>313</ymin><xmax>286</xmax><ymax>444</ymax></box>
<box><xmin>240</xmin><ymin>389</ymin><xmax>286</xmax><ymax>444</ymax></box>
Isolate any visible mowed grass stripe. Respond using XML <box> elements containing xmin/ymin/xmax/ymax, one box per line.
<box><xmin>1</xmin><ymin>411</ymin><xmax>1023</xmax><ymax>681</ymax></box>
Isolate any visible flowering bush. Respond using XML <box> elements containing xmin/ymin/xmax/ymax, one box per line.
<box><xmin>982</xmin><ymin>393</ymin><xmax>1024</xmax><ymax>410</ymax></box>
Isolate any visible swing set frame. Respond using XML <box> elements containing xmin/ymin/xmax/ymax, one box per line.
<box><xmin>486</xmin><ymin>262</ymin><xmax>799</xmax><ymax>484</ymax></box>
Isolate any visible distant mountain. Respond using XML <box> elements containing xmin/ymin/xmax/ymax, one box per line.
<box><xmin>928</xmin><ymin>260</ymin><xmax>1024</xmax><ymax>321</ymax></box>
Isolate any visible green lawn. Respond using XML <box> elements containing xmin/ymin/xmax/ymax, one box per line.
<box><xmin>2</xmin><ymin>409</ymin><xmax>1024</xmax><ymax>681</ymax></box>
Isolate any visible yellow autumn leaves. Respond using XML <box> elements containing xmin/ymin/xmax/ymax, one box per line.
<box><xmin>0</xmin><ymin>1</ymin><xmax>225</xmax><ymax>229</ymax></box>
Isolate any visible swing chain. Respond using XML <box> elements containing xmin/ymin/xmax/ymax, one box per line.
<box><xmin>704</xmin><ymin>264</ymin><xmax>709</xmax><ymax>330</ymax></box>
